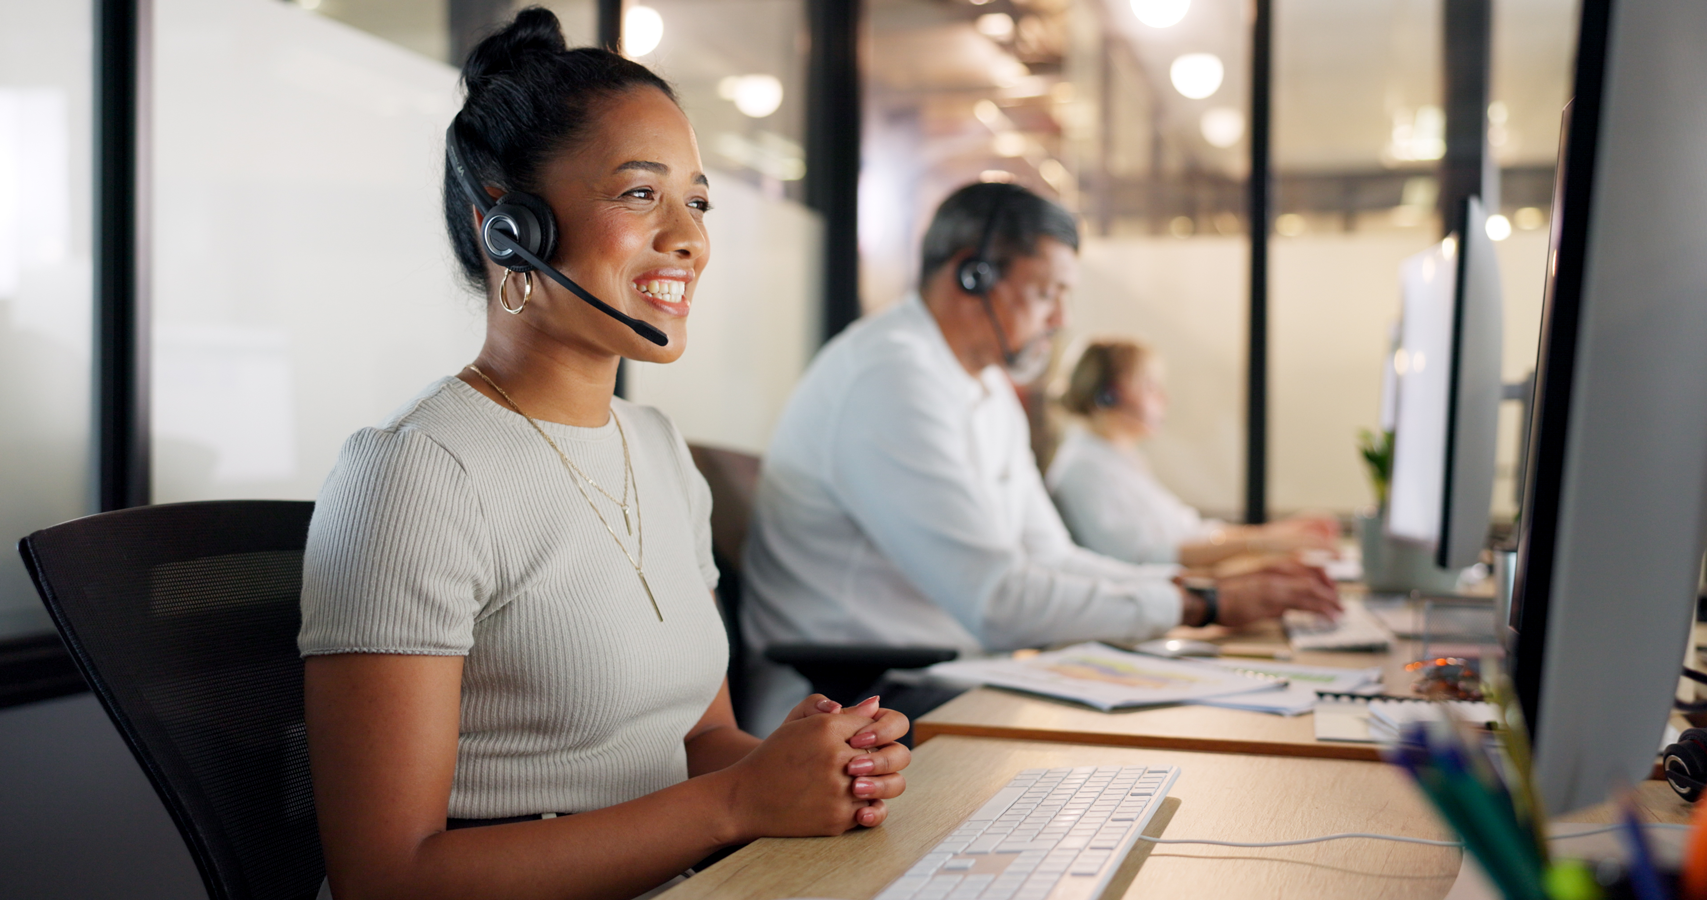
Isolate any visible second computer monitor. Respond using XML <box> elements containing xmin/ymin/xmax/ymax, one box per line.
<box><xmin>1387</xmin><ymin>196</ymin><xmax>1504</xmax><ymax>571</ymax></box>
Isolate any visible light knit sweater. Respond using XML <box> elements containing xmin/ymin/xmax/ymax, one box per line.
<box><xmin>298</xmin><ymin>376</ymin><xmax>726</xmax><ymax>819</ymax></box>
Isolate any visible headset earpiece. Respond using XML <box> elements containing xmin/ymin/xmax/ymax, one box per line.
<box><xmin>1662</xmin><ymin>727</ymin><xmax>1707</xmax><ymax>801</ymax></box>
<box><xmin>481</xmin><ymin>191</ymin><xmax>559</xmax><ymax>273</ymax></box>
<box><xmin>443</xmin><ymin>122</ymin><xmax>666</xmax><ymax>347</ymax></box>
<box><xmin>957</xmin><ymin>258</ymin><xmax>999</xmax><ymax>295</ymax></box>
<box><xmin>956</xmin><ymin>190</ymin><xmax>1010</xmax><ymax>297</ymax></box>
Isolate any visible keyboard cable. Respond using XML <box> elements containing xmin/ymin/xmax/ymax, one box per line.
<box><xmin>1136</xmin><ymin>822</ymin><xmax>1690</xmax><ymax>849</ymax></box>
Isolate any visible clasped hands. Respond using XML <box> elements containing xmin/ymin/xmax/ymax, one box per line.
<box><xmin>719</xmin><ymin>694</ymin><xmax>910</xmax><ymax>840</ymax></box>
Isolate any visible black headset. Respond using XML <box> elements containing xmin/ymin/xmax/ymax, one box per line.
<box><xmin>445</xmin><ymin>123</ymin><xmax>668</xmax><ymax>347</ymax></box>
<box><xmin>1663</xmin><ymin>727</ymin><xmax>1707</xmax><ymax>802</ymax></box>
<box><xmin>956</xmin><ymin>192</ymin><xmax>1006</xmax><ymax>296</ymax></box>
<box><xmin>956</xmin><ymin>191</ymin><xmax>1020</xmax><ymax>366</ymax></box>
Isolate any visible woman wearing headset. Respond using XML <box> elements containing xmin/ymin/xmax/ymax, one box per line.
<box><xmin>1048</xmin><ymin>339</ymin><xmax>1339</xmax><ymax>570</ymax></box>
<box><xmin>298</xmin><ymin>10</ymin><xmax>908</xmax><ymax>900</ymax></box>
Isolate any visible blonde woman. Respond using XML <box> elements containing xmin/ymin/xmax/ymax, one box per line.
<box><xmin>1048</xmin><ymin>340</ymin><xmax>1339</xmax><ymax>569</ymax></box>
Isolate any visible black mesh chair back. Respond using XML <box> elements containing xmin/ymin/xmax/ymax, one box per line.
<box><xmin>687</xmin><ymin>444</ymin><xmax>763</xmax><ymax>715</ymax></box>
<box><xmin>17</xmin><ymin>500</ymin><xmax>323</xmax><ymax>900</ymax></box>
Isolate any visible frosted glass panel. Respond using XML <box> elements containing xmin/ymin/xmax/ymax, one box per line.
<box><xmin>623</xmin><ymin>0</ymin><xmax>821</xmax><ymax>454</ymax></box>
<box><xmin>151</xmin><ymin>0</ymin><xmax>484</xmax><ymax>503</ymax></box>
<box><xmin>1066</xmin><ymin>237</ymin><xmax>1245</xmax><ymax>519</ymax></box>
<box><xmin>0</xmin><ymin>0</ymin><xmax>93</xmax><ymax>639</ymax></box>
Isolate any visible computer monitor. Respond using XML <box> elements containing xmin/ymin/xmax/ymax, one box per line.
<box><xmin>1385</xmin><ymin>196</ymin><xmax>1503</xmax><ymax>571</ymax></box>
<box><xmin>1510</xmin><ymin>0</ymin><xmax>1707</xmax><ymax>814</ymax></box>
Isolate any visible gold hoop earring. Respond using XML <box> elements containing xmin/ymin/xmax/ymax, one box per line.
<box><xmin>499</xmin><ymin>270</ymin><xmax>533</xmax><ymax>315</ymax></box>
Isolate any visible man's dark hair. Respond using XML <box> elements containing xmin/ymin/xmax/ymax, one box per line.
<box><xmin>918</xmin><ymin>182</ymin><xmax>1080</xmax><ymax>287</ymax></box>
<box><xmin>444</xmin><ymin>7</ymin><xmax>677</xmax><ymax>295</ymax></box>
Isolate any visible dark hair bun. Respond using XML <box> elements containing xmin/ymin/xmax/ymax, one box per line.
<box><xmin>443</xmin><ymin>7</ymin><xmax>677</xmax><ymax>298</ymax></box>
<box><xmin>462</xmin><ymin>7</ymin><xmax>570</xmax><ymax>87</ymax></box>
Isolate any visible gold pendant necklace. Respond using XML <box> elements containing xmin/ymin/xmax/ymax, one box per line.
<box><xmin>465</xmin><ymin>365</ymin><xmax>662</xmax><ymax>622</ymax></box>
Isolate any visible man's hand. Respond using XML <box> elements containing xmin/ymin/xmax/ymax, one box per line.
<box><xmin>1213</xmin><ymin>558</ymin><xmax>1342</xmax><ymax>628</ymax></box>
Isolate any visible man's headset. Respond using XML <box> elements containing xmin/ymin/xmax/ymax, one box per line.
<box><xmin>955</xmin><ymin>191</ymin><xmax>1022</xmax><ymax>366</ymax></box>
<box><xmin>445</xmin><ymin>123</ymin><xmax>668</xmax><ymax>347</ymax></box>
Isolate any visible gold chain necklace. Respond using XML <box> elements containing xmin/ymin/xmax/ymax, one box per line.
<box><xmin>465</xmin><ymin>365</ymin><xmax>662</xmax><ymax>622</ymax></box>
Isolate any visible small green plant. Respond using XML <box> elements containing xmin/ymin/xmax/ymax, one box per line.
<box><xmin>1357</xmin><ymin>428</ymin><xmax>1395</xmax><ymax>509</ymax></box>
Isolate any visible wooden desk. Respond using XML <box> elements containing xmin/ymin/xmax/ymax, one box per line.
<box><xmin>915</xmin><ymin>620</ymin><xmax>1424</xmax><ymax>762</ymax></box>
<box><xmin>665</xmin><ymin>735</ymin><xmax>1460</xmax><ymax>900</ymax></box>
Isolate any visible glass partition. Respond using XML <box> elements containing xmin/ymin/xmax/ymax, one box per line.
<box><xmin>0</xmin><ymin>0</ymin><xmax>93</xmax><ymax>640</ymax></box>
<box><xmin>1269</xmin><ymin>0</ymin><xmax>1577</xmax><ymax>520</ymax></box>
<box><xmin>621</xmin><ymin>0</ymin><xmax>823</xmax><ymax>455</ymax></box>
<box><xmin>150</xmin><ymin>0</ymin><xmax>484</xmax><ymax>503</ymax></box>
<box><xmin>863</xmin><ymin>0</ymin><xmax>1250</xmax><ymax>518</ymax></box>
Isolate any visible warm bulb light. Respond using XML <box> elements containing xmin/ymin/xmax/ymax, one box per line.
<box><xmin>993</xmin><ymin>131</ymin><xmax>1027</xmax><ymax>157</ymax></box>
<box><xmin>976</xmin><ymin>13</ymin><xmax>1015</xmax><ymax>40</ymax></box>
<box><xmin>719</xmin><ymin>74</ymin><xmax>783</xmax><ymax>118</ymax></box>
<box><xmin>1170</xmin><ymin>53</ymin><xmax>1223</xmax><ymax>100</ymax></box>
<box><xmin>624</xmin><ymin>6</ymin><xmax>663</xmax><ymax>57</ymax></box>
<box><xmin>1485</xmin><ymin>214</ymin><xmax>1512</xmax><ymax>241</ymax></box>
<box><xmin>1200</xmin><ymin>107</ymin><xmax>1244</xmax><ymax>148</ymax></box>
<box><xmin>1131</xmin><ymin>0</ymin><xmax>1190</xmax><ymax>28</ymax></box>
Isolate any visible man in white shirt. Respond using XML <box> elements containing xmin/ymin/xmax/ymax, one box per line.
<box><xmin>741</xmin><ymin>183</ymin><xmax>1340</xmax><ymax>730</ymax></box>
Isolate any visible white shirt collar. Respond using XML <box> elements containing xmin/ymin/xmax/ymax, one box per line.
<box><xmin>899</xmin><ymin>291</ymin><xmax>996</xmax><ymax>405</ymax></box>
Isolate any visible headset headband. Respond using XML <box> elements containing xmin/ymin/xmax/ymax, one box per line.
<box><xmin>445</xmin><ymin>124</ymin><xmax>494</xmax><ymax>215</ymax></box>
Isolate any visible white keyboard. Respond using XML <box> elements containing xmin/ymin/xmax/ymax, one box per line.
<box><xmin>1283</xmin><ymin>601</ymin><xmax>1394</xmax><ymax>652</ymax></box>
<box><xmin>874</xmin><ymin>765</ymin><xmax>1179</xmax><ymax>900</ymax></box>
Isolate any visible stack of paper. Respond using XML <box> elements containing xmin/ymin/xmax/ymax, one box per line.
<box><xmin>927</xmin><ymin>642</ymin><xmax>1283</xmax><ymax>711</ymax></box>
<box><xmin>1366</xmin><ymin>699</ymin><xmax>1500</xmax><ymax>742</ymax></box>
<box><xmin>1314</xmin><ymin>695</ymin><xmax>1501</xmax><ymax>744</ymax></box>
<box><xmin>1197</xmin><ymin>660</ymin><xmax>1384</xmax><ymax>716</ymax></box>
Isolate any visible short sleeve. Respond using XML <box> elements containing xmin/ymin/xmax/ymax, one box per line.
<box><xmin>298</xmin><ymin>426</ymin><xmax>493</xmax><ymax>657</ymax></box>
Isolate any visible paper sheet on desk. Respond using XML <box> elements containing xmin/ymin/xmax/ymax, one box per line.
<box><xmin>1196</xmin><ymin>660</ymin><xmax>1384</xmax><ymax>715</ymax></box>
<box><xmin>927</xmin><ymin>642</ymin><xmax>1282</xmax><ymax>711</ymax></box>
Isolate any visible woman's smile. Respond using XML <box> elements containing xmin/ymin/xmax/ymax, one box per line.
<box><xmin>632</xmin><ymin>267</ymin><xmax>694</xmax><ymax>316</ymax></box>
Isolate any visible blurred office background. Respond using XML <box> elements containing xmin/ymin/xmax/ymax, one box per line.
<box><xmin>0</xmin><ymin>0</ymin><xmax>1574</xmax><ymax>893</ymax></box>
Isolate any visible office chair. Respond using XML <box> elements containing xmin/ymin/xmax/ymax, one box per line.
<box><xmin>686</xmin><ymin>445</ymin><xmax>957</xmax><ymax>710</ymax></box>
<box><xmin>18</xmin><ymin>500</ymin><xmax>324</xmax><ymax>900</ymax></box>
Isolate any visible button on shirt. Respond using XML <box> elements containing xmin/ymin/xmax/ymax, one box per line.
<box><xmin>741</xmin><ymin>294</ymin><xmax>1183</xmax><ymax>725</ymax></box>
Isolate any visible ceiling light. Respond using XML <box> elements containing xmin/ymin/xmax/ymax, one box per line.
<box><xmin>1485</xmin><ymin>214</ymin><xmax>1512</xmax><ymax>241</ymax></box>
<box><xmin>991</xmin><ymin>57</ymin><xmax>1029</xmax><ymax>88</ymax></box>
<box><xmin>1039</xmin><ymin>158</ymin><xmax>1069</xmax><ymax>191</ymax></box>
<box><xmin>993</xmin><ymin>131</ymin><xmax>1027</xmax><ymax>157</ymax></box>
<box><xmin>1169</xmin><ymin>53</ymin><xmax>1223</xmax><ymax>100</ymax></box>
<box><xmin>976</xmin><ymin>13</ymin><xmax>1015</xmax><ymax>41</ymax></box>
<box><xmin>1388</xmin><ymin>106</ymin><xmax>1445</xmax><ymax>162</ymax></box>
<box><xmin>1131</xmin><ymin>0</ymin><xmax>1189</xmax><ymax>28</ymax></box>
<box><xmin>1275</xmin><ymin>213</ymin><xmax>1306</xmax><ymax>236</ymax></box>
<box><xmin>1169</xmin><ymin>216</ymin><xmax>1194</xmax><ymax>238</ymax></box>
<box><xmin>625</xmin><ymin>6</ymin><xmax>663</xmax><ymax>57</ymax></box>
<box><xmin>980</xmin><ymin>169</ymin><xmax>1016</xmax><ymax>183</ymax></box>
<box><xmin>974</xmin><ymin>99</ymin><xmax>1003</xmax><ymax>127</ymax></box>
<box><xmin>1200</xmin><ymin>107</ymin><xmax>1244</xmax><ymax>148</ymax></box>
<box><xmin>1515</xmin><ymin>207</ymin><xmax>1545</xmax><ymax>230</ymax></box>
<box><xmin>719</xmin><ymin>74</ymin><xmax>783</xmax><ymax>118</ymax></box>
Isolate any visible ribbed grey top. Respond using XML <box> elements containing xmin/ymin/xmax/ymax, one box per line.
<box><xmin>299</xmin><ymin>377</ymin><xmax>727</xmax><ymax>818</ymax></box>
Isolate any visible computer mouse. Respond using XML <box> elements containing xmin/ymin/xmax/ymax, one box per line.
<box><xmin>1135</xmin><ymin>638</ymin><xmax>1222</xmax><ymax>658</ymax></box>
